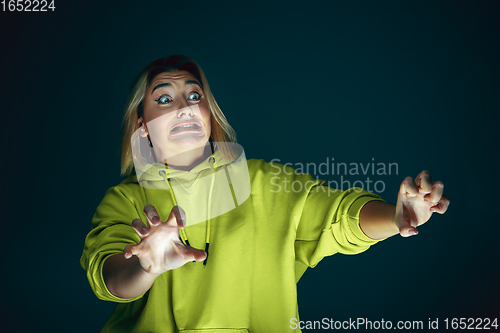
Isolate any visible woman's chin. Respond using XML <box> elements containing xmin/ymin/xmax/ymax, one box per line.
<box><xmin>170</xmin><ymin>136</ymin><xmax>208</xmax><ymax>151</ymax></box>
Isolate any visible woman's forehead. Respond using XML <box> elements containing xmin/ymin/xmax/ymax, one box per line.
<box><xmin>150</xmin><ymin>70</ymin><xmax>198</xmax><ymax>86</ymax></box>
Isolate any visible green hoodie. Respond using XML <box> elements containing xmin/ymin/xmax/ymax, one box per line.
<box><xmin>80</xmin><ymin>147</ymin><xmax>387</xmax><ymax>333</ymax></box>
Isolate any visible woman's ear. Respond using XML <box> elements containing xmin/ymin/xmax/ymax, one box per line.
<box><xmin>137</xmin><ymin>117</ymin><xmax>148</xmax><ymax>137</ymax></box>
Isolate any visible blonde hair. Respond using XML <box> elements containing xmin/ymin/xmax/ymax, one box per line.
<box><xmin>120</xmin><ymin>55</ymin><xmax>237</xmax><ymax>176</ymax></box>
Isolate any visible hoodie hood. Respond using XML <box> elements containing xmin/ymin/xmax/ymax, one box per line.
<box><xmin>136</xmin><ymin>143</ymin><xmax>232</xmax><ymax>186</ymax></box>
<box><xmin>132</xmin><ymin>141</ymin><xmax>251</xmax><ymax>267</ymax></box>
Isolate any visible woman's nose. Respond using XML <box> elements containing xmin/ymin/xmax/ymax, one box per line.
<box><xmin>177</xmin><ymin>105</ymin><xmax>194</xmax><ymax>117</ymax></box>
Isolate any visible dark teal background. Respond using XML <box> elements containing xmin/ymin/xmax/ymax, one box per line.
<box><xmin>1</xmin><ymin>1</ymin><xmax>498</xmax><ymax>332</ymax></box>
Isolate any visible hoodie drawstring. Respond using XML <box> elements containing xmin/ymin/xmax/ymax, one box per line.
<box><xmin>159</xmin><ymin>150</ymin><xmax>218</xmax><ymax>267</ymax></box>
<box><xmin>205</xmin><ymin>155</ymin><xmax>217</xmax><ymax>266</ymax></box>
<box><xmin>162</xmin><ymin>167</ymin><xmax>190</xmax><ymax>247</ymax></box>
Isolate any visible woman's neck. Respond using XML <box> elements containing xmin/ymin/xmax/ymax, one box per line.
<box><xmin>161</xmin><ymin>143</ymin><xmax>213</xmax><ymax>171</ymax></box>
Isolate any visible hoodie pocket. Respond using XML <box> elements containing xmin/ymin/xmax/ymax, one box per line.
<box><xmin>179</xmin><ymin>328</ymin><xmax>250</xmax><ymax>333</ymax></box>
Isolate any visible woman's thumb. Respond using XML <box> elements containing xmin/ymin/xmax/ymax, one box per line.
<box><xmin>399</xmin><ymin>220</ymin><xmax>419</xmax><ymax>237</ymax></box>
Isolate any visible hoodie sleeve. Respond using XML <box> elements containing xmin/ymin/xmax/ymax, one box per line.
<box><xmin>294</xmin><ymin>180</ymin><xmax>388</xmax><ymax>269</ymax></box>
<box><xmin>80</xmin><ymin>184</ymin><xmax>146</xmax><ymax>303</ymax></box>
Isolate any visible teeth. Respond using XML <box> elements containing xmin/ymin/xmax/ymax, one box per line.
<box><xmin>172</xmin><ymin>124</ymin><xmax>199</xmax><ymax>132</ymax></box>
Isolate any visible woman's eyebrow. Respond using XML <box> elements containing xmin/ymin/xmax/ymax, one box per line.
<box><xmin>185</xmin><ymin>80</ymin><xmax>202</xmax><ymax>89</ymax></box>
<box><xmin>151</xmin><ymin>83</ymin><xmax>171</xmax><ymax>95</ymax></box>
<box><xmin>151</xmin><ymin>80</ymin><xmax>201</xmax><ymax>95</ymax></box>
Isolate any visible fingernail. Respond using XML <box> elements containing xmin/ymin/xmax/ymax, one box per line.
<box><xmin>152</xmin><ymin>216</ymin><xmax>159</xmax><ymax>223</ymax></box>
<box><xmin>408</xmin><ymin>230</ymin><xmax>417</xmax><ymax>236</ymax></box>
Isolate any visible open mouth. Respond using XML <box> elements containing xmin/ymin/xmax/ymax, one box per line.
<box><xmin>170</xmin><ymin>122</ymin><xmax>202</xmax><ymax>134</ymax></box>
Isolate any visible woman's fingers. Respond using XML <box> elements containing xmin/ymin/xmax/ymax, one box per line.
<box><xmin>424</xmin><ymin>181</ymin><xmax>444</xmax><ymax>205</ymax></box>
<box><xmin>123</xmin><ymin>244</ymin><xmax>140</xmax><ymax>259</ymax></box>
<box><xmin>415</xmin><ymin>170</ymin><xmax>433</xmax><ymax>194</ymax></box>
<box><xmin>416</xmin><ymin>170</ymin><xmax>445</xmax><ymax>206</ymax></box>
<box><xmin>430</xmin><ymin>194</ymin><xmax>450</xmax><ymax>214</ymax></box>
<box><xmin>144</xmin><ymin>204</ymin><xmax>161</xmax><ymax>227</ymax></box>
<box><xmin>400</xmin><ymin>224</ymin><xmax>419</xmax><ymax>237</ymax></box>
<box><xmin>396</xmin><ymin>200</ymin><xmax>419</xmax><ymax>236</ymax></box>
<box><xmin>128</xmin><ymin>204</ymin><xmax>193</xmax><ymax>273</ymax></box>
<box><xmin>396</xmin><ymin>171</ymin><xmax>448</xmax><ymax>238</ymax></box>
<box><xmin>401</xmin><ymin>176</ymin><xmax>419</xmax><ymax>198</ymax></box>
<box><xmin>124</xmin><ymin>243</ymin><xmax>155</xmax><ymax>272</ymax></box>
<box><xmin>165</xmin><ymin>205</ymin><xmax>187</xmax><ymax>228</ymax></box>
<box><xmin>176</xmin><ymin>206</ymin><xmax>187</xmax><ymax>227</ymax></box>
<box><xmin>132</xmin><ymin>218</ymin><xmax>150</xmax><ymax>238</ymax></box>
<box><xmin>172</xmin><ymin>241</ymin><xmax>207</xmax><ymax>262</ymax></box>
<box><xmin>143</xmin><ymin>204</ymin><xmax>187</xmax><ymax>229</ymax></box>
<box><xmin>188</xmin><ymin>247</ymin><xmax>207</xmax><ymax>262</ymax></box>
<box><xmin>396</xmin><ymin>179</ymin><xmax>419</xmax><ymax>235</ymax></box>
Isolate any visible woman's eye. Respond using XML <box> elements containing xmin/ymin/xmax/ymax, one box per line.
<box><xmin>188</xmin><ymin>91</ymin><xmax>202</xmax><ymax>101</ymax></box>
<box><xmin>155</xmin><ymin>95</ymin><xmax>173</xmax><ymax>104</ymax></box>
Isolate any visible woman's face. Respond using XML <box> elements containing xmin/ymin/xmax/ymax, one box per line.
<box><xmin>138</xmin><ymin>70</ymin><xmax>211</xmax><ymax>162</ymax></box>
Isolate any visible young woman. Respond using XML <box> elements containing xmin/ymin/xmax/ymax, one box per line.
<box><xmin>80</xmin><ymin>55</ymin><xmax>449</xmax><ymax>333</ymax></box>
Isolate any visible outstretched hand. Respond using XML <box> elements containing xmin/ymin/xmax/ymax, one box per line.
<box><xmin>123</xmin><ymin>205</ymin><xmax>207</xmax><ymax>275</ymax></box>
<box><xmin>394</xmin><ymin>170</ymin><xmax>450</xmax><ymax>237</ymax></box>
